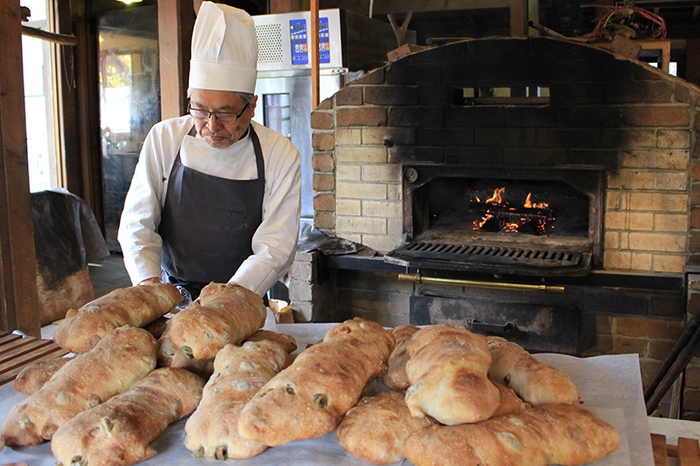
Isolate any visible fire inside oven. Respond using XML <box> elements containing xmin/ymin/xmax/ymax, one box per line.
<box><xmin>385</xmin><ymin>165</ymin><xmax>603</xmax><ymax>276</ymax></box>
<box><xmin>429</xmin><ymin>178</ymin><xmax>589</xmax><ymax>238</ymax></box>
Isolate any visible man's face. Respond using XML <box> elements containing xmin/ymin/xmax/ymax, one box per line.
<box><xmin>189</xmin><ymin>89</ymin><xmax>257</xmax><ymax>149</ymax></box>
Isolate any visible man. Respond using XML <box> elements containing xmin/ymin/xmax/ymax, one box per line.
<box><xmin>118</xmin><ymin>2</ymin><xmax>301</xmax><ymax>302</ymax></box>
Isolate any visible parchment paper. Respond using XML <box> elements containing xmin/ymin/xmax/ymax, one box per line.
<box><xmin>0</xmin><ymin>323</ymin><xmax>654</xmax><ymax>466</ymax></box>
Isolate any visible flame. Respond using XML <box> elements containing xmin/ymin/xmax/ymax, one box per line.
<box><xmin>524</xmin><ymin>192</ymin><xmax>549</xmax><ymax>209</ymax></box>
<box><xmin>472</xmin><ymin>187</ymin><xmax>554</xmax><ymax>234</ymax></box>
<box><xmin>486</xmin><ymin>187</ymin><xmax>506</xmax><ymax>204</ymax></box>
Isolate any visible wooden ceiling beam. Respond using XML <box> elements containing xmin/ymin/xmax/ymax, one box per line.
<box><xmin>366</xmin><ymin>0</ymin><xmax>510</xmax><ymax>15</ymax></box>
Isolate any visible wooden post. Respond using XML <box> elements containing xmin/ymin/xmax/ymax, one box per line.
<box><xmin>688</xmin><ymin>39</ymin><xmax>700</xmax><ymax>87</ymax></box>
<box><xmin>387</xmin><ymin>12</ymin><xmax>413</xmax><ymax>47</ymax></box>
<box><xmin>71</xmin><ymin>7</ymin><xmax>103</xmax><ymax>228</ymax></box>
<box><xmin>158</xmin><ymin>0</ymin><xmax>195</xmax><ymax>120</ymax></box>
<box><xmin>55</xmin><ymin>0</ymin><xmax>80</xmax><ymax>194</ymax></box>
<box><xmin>310</xmin><ymin>0</ymin><xmax>320</xmax><ymax>110</ymax></box>
<box><xmin>269</xmin><ymin>0</ymin><xmax>301</xmax><ymax>13</ymax></box>
<box><xmin>0</xmin><ymin>0</ymin><xmax>41</xmax><ymax>337</ymax></box>
<box><xmin>510</xmin><ymin>0</ymin><xmax>527</xmax><ymax>37</ymax></box>
<box><xmin>528</xmin><ymin>0</ymin><xmax>539</xmax><ymax>36</ymax></box>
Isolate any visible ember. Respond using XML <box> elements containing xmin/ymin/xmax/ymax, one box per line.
<box><xmin>471</xmin><ymin>188</ymin><xmax>554</xmax><ymax>235</ymax></box>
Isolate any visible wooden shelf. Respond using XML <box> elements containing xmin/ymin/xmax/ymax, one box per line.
<box><xmin>0</xmin><ymin>332</ymin><xmax>68</xmax><ymax>387</ymax></box>
<box><xmin>652</xmin><ymin>433</ymin><xmax>700</xmax><ymax>465</ymax></box>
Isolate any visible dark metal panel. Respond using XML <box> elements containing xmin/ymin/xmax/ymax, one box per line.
<box><xmin>410</xmin><ymin>295</ymin><xmax>580</xmax><ymax>354</ymax></box>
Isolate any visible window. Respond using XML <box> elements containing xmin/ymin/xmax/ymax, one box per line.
<box><xmin>98</xmin><ymin>6</ymin><xmax>160</xmax><ymax>251</ymax></box>
<box><xmin>23</xmin><ymin>0</ymin><xmax>60</xmax><ymax>192</ymax></box>
<box><xmin>455</xmin><ymin>86</ymin><xmax>550</xmax><ymax>106</ymax></box>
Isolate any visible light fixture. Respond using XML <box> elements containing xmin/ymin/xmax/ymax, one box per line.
<box><xmin>116</xmin><ymin>0</ymin><xmax>143</xmax><ymax>4</ymax></box>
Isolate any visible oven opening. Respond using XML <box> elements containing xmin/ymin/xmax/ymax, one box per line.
<box><xmin>386</xmin><ymin>165</ymin><xmax>604</xmax><ymax>277</ymax></box>
<box><xmin>427</xmin><ymin>178</ymin><xmax>590</xmax><ymax>238</ymax></box>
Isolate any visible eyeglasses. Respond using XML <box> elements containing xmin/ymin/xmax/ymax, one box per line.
<box><xmin>188</xmin><ymin>103</ymin><xmax>248</xmax><ymax>122</ymax></box>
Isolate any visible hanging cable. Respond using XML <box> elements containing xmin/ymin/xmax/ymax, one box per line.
<box><xmin>591</xmin><ymin>2</ymin><xmax>667</xmax><ymax>40</ymax></box>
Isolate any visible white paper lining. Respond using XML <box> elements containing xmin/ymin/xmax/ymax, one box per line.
<box><xmin>0</xmin><ymin>323</ymin><xmax>654</xmax><ymax>465</ymax></box>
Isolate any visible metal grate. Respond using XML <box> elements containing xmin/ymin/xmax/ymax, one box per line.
<box><xmin>385</xmin><ymin>241</ymin><xmax>591</xmax><ymax>276</ymax></box>
<box><xmin>404</xmin><ymin>242</ymin><xmax>582</xmax><ymax>266</ymax></box>
<box><xmin>255</xmin><ymin>23</ymin><xmax>284</xmax><ymax>64</ymax></box>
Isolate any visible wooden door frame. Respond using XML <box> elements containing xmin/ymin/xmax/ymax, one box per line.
<box><xmin>0</xmin><ymin>1</ymin><xmax>41</xmax><ymax>337</ymax></box>
<box><xmin>158</xmin><ymin>0</ymin><xmax>195</xmax><ymax>120</ymax></box>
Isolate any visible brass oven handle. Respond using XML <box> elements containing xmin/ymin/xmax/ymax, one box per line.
<box><xmin>398</xmin><ymin>273</ymin><xmax>565</xmax><ymax>293</ymax></box>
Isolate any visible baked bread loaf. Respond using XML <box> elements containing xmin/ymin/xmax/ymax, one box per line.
<box><xmin>336</xmin><ymin>390</ymin><xmax>432</xmax><ymax>464</ymax></box>
<box><xmin>51</xmin><ymin>367</ymin><xmax>204</xmax><ymax>466</ymax></box>
<box><xmin>245</xmin><ymin>329</ymin><xmax>298</xmax><ymax>354</ymax></box>
<box><xmin>381</xmin><ymin>325</ymin><xmax>419</xmax><ymax>391</ymax></box>
<box><xmin>238</xmin><ymin>318</ymin><xmax>395</xmax><ymax>446</ymax></box>
<box><xmin>53</xmin><ymin>283</ymin><xmax>181</xmax><ymax>352</ymax></box>
<box><xmin>487</xmin><ymin>336</ymin><xmax>579</xmax><ymax>405</ymax></box>
<box><xmin>156</xmin><ymin>319</ymin><xmax>214</xmax><ymax>380</ymax></box>
<box><xmin>12</xmin><ymin>355</ymin><xmax>72</xmax><ymax>396</ymax></box>
<box><xmin>244</xmin><ymin>329</ymin><xmax>298</xmax><ymax>369</ymax></box>
<box><xmin>492</xmin><ymin>381</ymin><xmax>529</xmax><ymax>417</ymax></box>
<box><xmin>168</xmin><ymin>283</ymin><xmax>266</xmax><ymax>359</ymax></box>
<box><xmin>403</xmin><ymin>403</ymin><xmax>620</xmax><ymax>466</ymax></box>
<box><xmin>184</xmin><ymin>335</ymin><xmax>294</xmax><ymax>459</ymax></box>
<box><xmin>143</xmin><ymin>315</ymin><xmax>170</xmax><ymax>340</ymax></box>
<box><xmin>404</xmin><ymin>324</ymin><xmax>500</xmax><ymax>425</ymax></box>
<box><xmin>0</xmin><ymin>327</ymin><xmax>157</xmax><ymax>448</ymax></box>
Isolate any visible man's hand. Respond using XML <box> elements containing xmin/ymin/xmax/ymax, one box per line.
<box><xmin>139</xmin><ymin>277</ymin><xmax>161</xmax><ymax>286</ymax></box>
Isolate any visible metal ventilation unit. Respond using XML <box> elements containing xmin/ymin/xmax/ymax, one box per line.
<box><xmin>253</xmin><ymin>9</ymin><xmax>406</xmax><ymax>73</ymax></box>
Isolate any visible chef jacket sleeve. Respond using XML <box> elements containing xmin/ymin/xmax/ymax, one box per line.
<box><xmin>230</xmin><ymin>130</ymin><xmax>302</xmax><ymax>296</ymax></box>
<box><xmin>117</xmin><ymin>119</ymin><xmax>183</xmax><ymax>285</ymax></box>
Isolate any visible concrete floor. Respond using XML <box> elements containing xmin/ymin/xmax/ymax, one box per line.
<box><xmin>88</xmin><ymin>253</ymin><xmax>132</xmax><ymax>297</ymax></box>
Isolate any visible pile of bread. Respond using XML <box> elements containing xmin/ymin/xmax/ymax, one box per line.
<box><xmin>0</xmin><ymin>282</ymin><xmax>620</xmax><ymax>466</ymax></box>
<box><xmin>342</xmin><ymin>324</ymin><xmax>619</xmax><ymax>465</ymax></box>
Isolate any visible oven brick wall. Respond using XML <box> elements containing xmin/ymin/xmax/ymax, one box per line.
<box><xmin>296</xmin><ymin>36</ymin><xmax>700</xmax><ymax>418</ymax></box>
<box><xmin>310</xmin><ymin>38</ymin><xmax>698</xmax><ymax>274</ymax></box>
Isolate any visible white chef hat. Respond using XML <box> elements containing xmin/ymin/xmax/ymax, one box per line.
<box><xmin>189</xmin><ymin>1</ymin><xmax>258</xmax><ymax>94</ymax></box>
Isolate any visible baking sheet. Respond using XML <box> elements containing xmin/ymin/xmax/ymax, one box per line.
<box><xmin>0</xmin><ymin>323</ymin><xmax>654</xmax><ymax>466</ymax></box>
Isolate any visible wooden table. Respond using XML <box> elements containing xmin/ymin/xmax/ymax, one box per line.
<box><xmin>0</xmin><ymin>331</ymin><xmax>68</xmax><ymax>387</ymax></box>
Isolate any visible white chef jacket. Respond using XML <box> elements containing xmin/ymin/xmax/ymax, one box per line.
<box><xmin>117</xmin><ymin>116</ymin><xmax>302</xmax><ymax>297</ymax></box>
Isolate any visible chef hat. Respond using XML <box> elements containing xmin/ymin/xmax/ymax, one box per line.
<box><xmin>189</xmin><ymin>2</ymin><xmax>258</xmax><ymax>94</ymax></box>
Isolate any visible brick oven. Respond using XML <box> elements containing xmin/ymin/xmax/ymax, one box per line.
<box><xmin>288</xmin><ymin>36</ymin><xmax>700</xmax><ymax>417</ymax></box>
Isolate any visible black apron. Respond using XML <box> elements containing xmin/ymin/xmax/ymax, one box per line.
<box><xmin>158</xmin><ymin>125</ymin><xmax>265</xmax><ymax>300</ymax></box>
